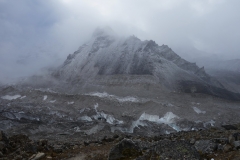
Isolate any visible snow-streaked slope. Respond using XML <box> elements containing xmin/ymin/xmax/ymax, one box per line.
<box><xmin>52</xmin><ymin>27</ymin><xmax>240</xmax><ymax>100</ymax></box>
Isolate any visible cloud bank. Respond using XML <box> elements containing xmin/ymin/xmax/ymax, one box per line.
<box><xmin>0</xmin><ymin>0</ymin><xmax>239</xmax><ymax>82</ymax></box>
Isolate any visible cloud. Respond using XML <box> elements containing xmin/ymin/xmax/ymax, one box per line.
<box><xmin>0</xmin><ymin>0</ymin><xmax>240</xmax><ymax>82</ymax></box>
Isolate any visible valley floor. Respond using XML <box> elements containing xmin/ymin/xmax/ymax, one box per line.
<box><xmin>0</xmin><ymin>85</ymin><xmax>240</xmax><ymax>159</ymax></box>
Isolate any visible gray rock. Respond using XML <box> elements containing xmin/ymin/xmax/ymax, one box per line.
<box><xmin>53</xmin><ymin>144</ymin><xmax>63</xmax><ymax>153</ymax></box>
<box><xmin>194</xmin><ymin>140</ymin><xmax>217</xmax><ymax>154</ymax></box>
<box><xmin>233</xmin><ymin>133</ymin><xmax>240</xmax><ymax>141</ymax></box>
<box><xmin>109</xmin><ymin>139</ymin><xmax>200</xmax><ymax>160</ymax></box>
<box><xmin>0</xmin><ymin>131</ymin><xmax>2</xmax><ymax>141</ymax></box>
<box><xmin>0</xmin><ymin>141</ymin><xmax>5</xmax><ymax>151</ymax></box>
<box><xmin>31</xmin><ymin>152</ymin><xmax>45</xmax><ymax>160</ymax></box>
<box><xmin>217</xmin><ymin>144</ymin><xmax>224</xmax><ymax>151</ymax></box>
<box><xmin>223</xmin><ymin>144</ymin><xmax>232</xmax><ymax>152</ymax></box>
<box><xmin>233</xmin><ymin>141</ymin><xmax>240</xmax><ymax>149</ymax></box>
<box><xmin>190</xmin><ymin>138</ymin><xmax>196</xmax><ymax>145</ymax></box>
<box><xmin>108</xmin><ymin>139</ymin><xmax>141</xmax><ymax>160</ymax></box>
<box><xmin>222</xmin><ymin>125</ymin><xmax>237</xmax><ymax>130</ymax></box>
<box><xmin>229</xmin><ymin>134</ymin><xmax>235</xmax><ymax>145</ymax></box>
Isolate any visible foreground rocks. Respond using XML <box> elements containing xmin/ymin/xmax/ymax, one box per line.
<box><xmin>1</xmin><ymin>124</ymin><xmax>240</xmax><ymax>160</ymax></box>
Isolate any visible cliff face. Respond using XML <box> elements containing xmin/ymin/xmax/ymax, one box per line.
<box><xmin>53</xmin><ymin>27</ymin><xmax>239</xmax><ymax>100</ymax></box>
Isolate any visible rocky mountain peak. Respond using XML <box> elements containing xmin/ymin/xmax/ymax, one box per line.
<box><xmin>51</xmin><ymin>28</ymin><xmax>240</xmax><ymax>100</ymax></box>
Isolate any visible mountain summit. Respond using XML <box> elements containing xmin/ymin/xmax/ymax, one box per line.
<box><xmin>53</xmin><ymin>27</ymin><xmax>240</xmax><ymax>100</ymax></box>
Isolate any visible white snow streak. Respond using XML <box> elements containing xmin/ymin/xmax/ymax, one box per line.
<box><xmin>43</xmin><ymin>95</ymin><xmax>47</xmax><ymax>101</ymax></box>
<box><xmin>50</xmin><ymin>100</ymin><xmax>56</xmax><ymax>103</ymax></box>
<box><xmin>1</xmin><ymin>95</ymin><xmax>21</xmax><ymax>100</ymax></box>
<box><xmin>192</xmin><ymin>107</ymin><xmax>206</xmax><ymax>114</ymax></box>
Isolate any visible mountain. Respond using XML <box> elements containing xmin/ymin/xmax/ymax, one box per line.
<box><xmin>52</xmin><ymin>27</ymin><xmax>240</xmax><ymax>100</ymax></box>
<box><xmin>196</xmin><ymin>59</ymin><xmax>240</xmax><ymax>93</ymax></box>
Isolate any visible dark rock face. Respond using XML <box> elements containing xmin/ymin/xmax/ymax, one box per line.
<box><xmin>179</xmin><ymin>80</ymin><xmax>240</xmax><ymax>101</ymax></box>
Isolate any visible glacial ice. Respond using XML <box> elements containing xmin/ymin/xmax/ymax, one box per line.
<box><xmin>79</xmin><ymin>116</ymin><xmax>92</xmax><ymax>121</ymax></box>
<box><xmin>1</xmin><ymin>95</ymin><xmax>21</xmax><ymax>100</ymax></box>
<box><xmin>125</xmin><ymin>112</ymin><xmax>180</xmax><ymax>133</ymax></box>
<box><xmin>50</xmin><ymin>100</ymin><xmax>56</xmax><ymax>103</ymax></box>
<box><xmin>93</xmin><ymin>103</ymin><xmax>123</xmax><ymax>125</ymax></box>
<box><xmin>43</xmin><ymin>95</ymin><xmax>47</xmax><ymax>101</ymax></box>
<box><xmin>192</xmin><ymin>107</ymin><xmax>206</xmax><ymax>114</ymax></box>
<box><xmin>67</xmin><ymin>101</ymin><xmax>74</xmax><ymax>104</ymax></box>
<box><xmin>20</xmin><ymin>96</ymin><xmax>26</xmax><ymax>99</ymax></box>
<box><xmin>204</xmin><ymin>120</ymin><xmax>215</xmax><ymax>127</ymax></box>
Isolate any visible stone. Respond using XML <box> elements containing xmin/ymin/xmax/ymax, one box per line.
<box><xmin>233</xmin><ymin>141</ymin><xmax>240</xmax><ymax>149</ymax></box>
<box><xmin>221</xmin><ymin>125</ymin><xmax>237</xmax><ymax>130</ymax></box>
<box><xmin>229</xmin><ymin>134</ymin><xmax>235</xmax><ymax>145</ymax></box>
<box><xmin>0</xmin><ymin>131</ymin><xmax>8</xmax><ymax>142</ymax></box>
<box><xmin>0</xmin><ymin>151</ymin><xmax>3</xmax><ymax>157</ymax></box>
<box><xmin>0</xmin><ymin>141</ymin><xmax>5</xmax><ymax>150</ymax></box>
<box><xmin>108</xmin><ymin>139</ymin><xmax>142</xmax><ymax>160</ymax></box>
<box><xmin>73</xmin><ymin>145</ymin><xmax>78</xmax><ymax>149</ymax></box>
<box><xmin>109</xmin><ymin>139</ymin><xmax>200</xmax><ymax>160</ymax></box>
<box><xmin>31</xmin><ymin>152</ymin><xmax>45</xmax><ymax>160</ymax></box>
<box><xmin>14</xmin><ymin>155</ymin><xmax>22</xmax><ymax>160</ymax></box>
<box><xmin>233</xmin><ymin>133</ymin><xmax>240</xmax><ymax>141</ymax></box>
<box><xmin>217</xmin><ymin>144</ymin><xmax>224</xmax><ymax>151</ymax></box>
<box><xmin>194</xmin><ymin>140</ymin><xmax>217</xmax><ymax>154</ymax></box>
<box><xmin>223</xmin><ymin>144</ymin><xmax>232</xmax><ymax>152</ymax></box>
<box><xmin>0</xmin><ymin>131</ymin><xmax>2</xmax><ymax>141</ymax></box>
<box><xmin>46</xmin><ymin>156</ymin><xmax>52</xmax><ymax>159</ymax></box>
<box><xmin>113</xmin><ymin>134</ymin><xmax>119</xmax><ymax>139</ymax></box>
<box><xmin>83</xmin><ymin>141</ymin><xmax>89</xmax><ymax>146</ymax></box>
<box><xmin>53</xmin><ymin>144</ymin><xmax>63</xmax><ymax>153</ymax></box>
<box><xmin>213</xmin><ymin>138</ymin><xmax>227</xmax><ymax>144</ymax></box>
<box><xmin>38</xmin><ymin>139</ymin><xmax>48</xmax><ymax>146</ymax></box>
<box><xmin>190</xmin><ymin>138</ymin><xmax>196</xmax><ymax>145</ymax></box>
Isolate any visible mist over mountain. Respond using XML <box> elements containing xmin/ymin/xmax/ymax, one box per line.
<box><xmin>45</xmin><ymin>27</ymin><xmax>238</xmax><ymax>101</ymax></box>
<box><xmin>1</xmin><ymin>1</ymin><xmax>240</xmax><ymax>159</ymax></box>
<box><xmin>1</xmin><ymin>27</ymin><xmax>240</xmax><ymax>160</ymax></box>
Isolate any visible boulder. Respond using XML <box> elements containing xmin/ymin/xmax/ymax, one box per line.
<box><xmin>108</xmin><ymin>139</ymin><xmax>142</xmax><ymax>160</ymax></box>
<box><xmin>29</xmin><ymin>152</ymin><xmax>46</xmax><ymax>160</ymax></box>
<box><xmin>233</xmin><ymin>141</ymin><xmax>240</xmax><ymax>149</ymax></box>
<box><xmin>221</xmin><ymin>125</ymin><xmax>237</xmax><ymax>130</ymax></box>
<box><xmin>194</xmin><ymin>140</ymin><xmax>217</xmax><ymax>154</ymax></box>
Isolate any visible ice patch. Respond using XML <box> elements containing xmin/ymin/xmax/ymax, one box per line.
<box><xmin>86</xmin><ymin>92</ymin><xmax>143</xmax><ymax>103</ymax></box>
<box><xmin>93</xmin><ymin>103</ymin><xmax>123</xmax><ymax>125</ymax></box>
<box><xmin>94</xmin><ymin>103</ymin><xmax>98</xmax><ymax>110</ymax></box>
<box><xmin>43</xmin><ymin>95</ymin><xmax>47</xmax><ymax>101</ymax></box>
<box><xmin>204</xmin><ymin>120</ymin><xmax>215</xmax><ymax>127</ymax></box>
<box><xmin>68</xmin><ymin>101</ymin><xmax>74</xmax><ymax>104</ymax></box>
<box><xmin>79</xmin><ymin>116</ymin><xmax>92</xmax><ymax>121</ymax></box>
<box><xmin>1</xmin><ymin>95</ymin><xmax>21</xmax><ymax>100</ymax></box>
<box><xmin>127</xmin><ymin>112</ymin><xmax>180</xmax><ymax>133</ymax></box>
<box><xmin>20</xmin><ymin>96</ymin><xmax>26</xmax><ymax>99</ymax></box>
<box><xmin>192</xmin><ymin>107</ymin><xmax>206</xmax><ymax>114</ymax></box>
<box><xmin>50</xmin><ymin>100</ymin><xmax>56</xmax><ymax>103</ymax></box>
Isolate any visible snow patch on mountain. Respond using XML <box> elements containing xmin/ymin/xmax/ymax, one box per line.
<box><xmin>1</xmin><ymin>95</ymin><xmax>21</xmax><ymax>100</ymax></box>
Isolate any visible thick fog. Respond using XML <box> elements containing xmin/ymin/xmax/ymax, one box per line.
<box><xmin>0</xmin><ymin>0</ymin><xmax>240</xmax><ymax>83</ymax></box>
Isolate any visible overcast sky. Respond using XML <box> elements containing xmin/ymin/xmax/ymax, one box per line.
<box><xmin>0</xmin><ymin>0</ymin><xmax>240</xmax><ymax>82</ymax></box>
